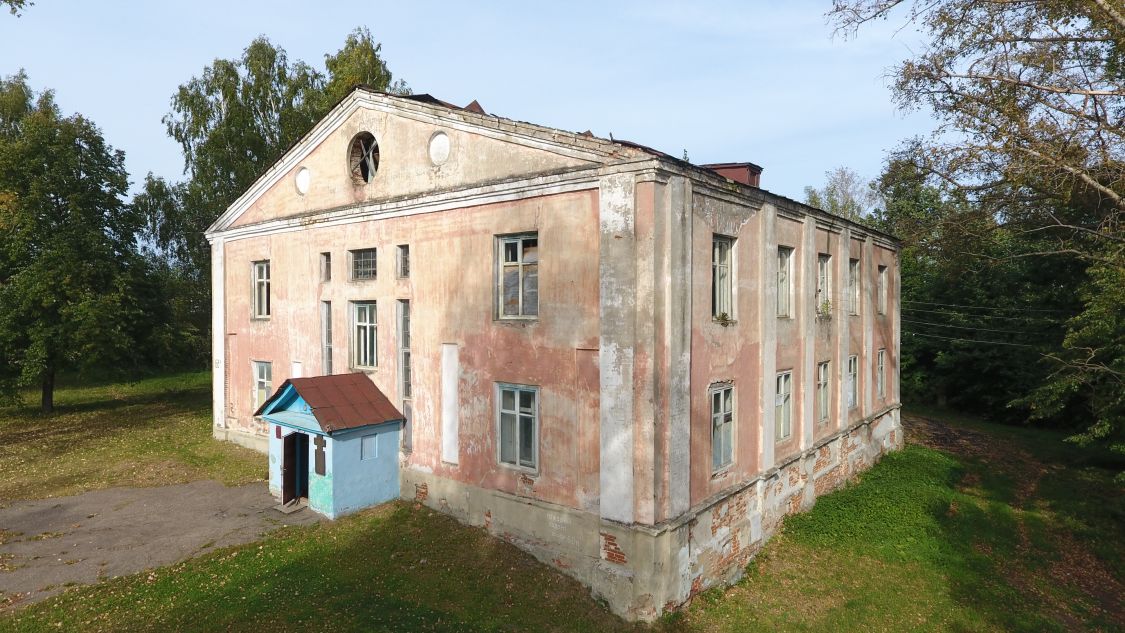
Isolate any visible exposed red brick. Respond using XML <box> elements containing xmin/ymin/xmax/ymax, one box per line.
<box><xmin>600</xmin><ymin>531</ymin><xmax>627</xmax><ymax>565</ymax></box>
<box><xmin>414</xmin><ymin>482</ymin><xmax>429</xmax><ymax>503</ymax></box>
<box><xmin>484</xmin><ymin>510</ymin><xmax>492</xmax><ymax>530</ymax></box>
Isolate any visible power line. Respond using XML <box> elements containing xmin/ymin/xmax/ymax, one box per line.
<box><xmin>901</xmin><ymin>318</ymin><xmax>1041</xmax><ymax>336</ymax></box>
<box><xmin>904</xmin><ymin>330</ymin><xmax>1038</xmax><ymax>348</ymax></box>
<box><xmin>902</xmin><ymin>299</ymin><xmax>1070</xmax><ymax>314</ymax></box>
<box><xmin>902</xmin><ymin>306</ymin><xmax>1059</xmax><ymax>322</ymax></box>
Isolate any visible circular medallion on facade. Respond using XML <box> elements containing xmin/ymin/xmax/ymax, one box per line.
<box><xmin>295</xmin><ymin>166</ymin><xmax>311</xmax><ymax>195</ymax></box>
<box><xmin>429</xmin><ymin>131</ymin><xmax>450</xmax><ymax>166</ymax></box>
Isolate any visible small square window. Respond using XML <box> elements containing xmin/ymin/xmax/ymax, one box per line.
<box><xmin>350</xmin><ymin>248</ymin><xmax>377</xmax><ymax>281</ymax></box>
<box><xmin>361</xmin><ymin>434</ymin><xmax>378</xmax><ymax>460</ymax></box>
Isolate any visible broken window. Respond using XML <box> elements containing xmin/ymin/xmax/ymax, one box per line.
<box><xmin>320</xmin><ymin>252</ymin><xmax>331</xmax><ymax>282</ymax></box>
<box><xmin>252</xmin><ymin>260</ymin><xmax>270</xmax><ymax>319</ymax></box>
<box><xmin>350</xmin><ymin>248</ymin><xmax>376</xmax><ymax>281</ymax></box>
<box><xmin>816</xmin><ymin>254</ymin><xmax>831</xmax><ymax>316</ymax></box>
<box><xmin>817</xmin><ymin>361</ymin><xmax>830</xmax><ymax>423</ymax></box>
<box><xmin>498</xmin><ymin>384</ymin><xmax>537</xmax><ymax>469</ymax></box>
<box><xmin>775</xmin><ymin>371</ymin><xmax>792</xmax><ymax>441</ymax></box>
<box><xmin>497</xmin><ymin>234</ymin><xmax>538</xmax><ymax>318</ymax></box>
<box><xmin>877</xmin><ymin>349</ymin><xmax>886</xmax><ymax>399</ymax></box>
<box><xmin>712</xmin><ymin>235</ymin><xmax>734</xmax><ymax>320</ymax></box>
<box><xmin>848</xmin><ymin>258</ymin><xmax>860</xmax><ymax>315</ymax></box>
<box><xmin>711</xmin><ymin>384</ymin><xmax>734</xmax><ymax>472</ymax></box>
<box><xmin>777</xmin><ymin>246</ymin><xmax>793</xmax><ymax>318</ymax></box>
<box><xmin>877</xmin><ymin>265</ymin><xmax>888</xmax><ymax>315</ymax></box>
<box><xmin>253</xmin><ymin>361</ymin><xmax>272</xmax><ymax>411</ymax></box>
<box><xmin>348</xmin><ymin>132</ymin><xmax>379</xmax><ymax>185</ymax></box>
<box><xmin>397</xmin><ymin>244</ymin><xmax>410</xmax><ymax>278</ymax></box>
<box><xmin>352</xmin><ymin>301</ymin><xmax>377</xmax><ymax>369</ymax></box>
<box><xmin>847</xmin><ymin>355</ymin><xmax>859</xmax><ymax>409</ymax></box>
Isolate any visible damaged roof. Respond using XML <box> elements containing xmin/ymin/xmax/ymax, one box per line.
<box><xmin>254</xmin><ymin>373</ymin><xmax>404</xmax><ymax>434</ymax></box>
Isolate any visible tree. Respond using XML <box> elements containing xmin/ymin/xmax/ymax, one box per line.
<box><xmin>0</xmin><ymin>72</ymin><xmax>145</xmax><ymax>411</ymax></box>
<box><xmin>3</xmin><ymin>1</ymin><xmax>30</xmax><ymax>16</ymax></box>
<box><xmin>804</xmin><ymin>166</ymin><xmax>879</xmax><ymax>221</ymax></box>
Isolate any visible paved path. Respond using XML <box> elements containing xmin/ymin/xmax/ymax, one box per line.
<box><xmin>0</xmin><ymin>480</ymin><xmax>321</xmax><ymax>609</ymax></box>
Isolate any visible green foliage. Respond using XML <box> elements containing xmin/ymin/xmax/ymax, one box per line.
<box><xmin>803</xmin><ymin>165</ymin><xmax>879</xmax><ymax>223</ymax></box>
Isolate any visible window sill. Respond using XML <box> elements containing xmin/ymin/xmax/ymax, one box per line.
<box><xmin>710</xmin><ymin>464</ymin><xmax>734</xmax><ymax>479</ymax></box>
<box><xmin>348</xmin><ymin>277</ymin><xmax>377</xmax><ymax>283</ymax></box>
<box><xmin>251</xmin><ymin>316</ymin><xmax>271</xmax><ymax>322</ymax></box>
<box><xmin>498</xmin><ymin>461</ymin><xmax>539</xmax><ymax>476</ymax></box>
<box><xmin>711</xmin><ymin>318</ymin><xmax>738</xmax><ymax>327</ymax></box>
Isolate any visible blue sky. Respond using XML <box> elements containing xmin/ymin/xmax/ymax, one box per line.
<box><xmin>0</xmin><ymin>1</ymin><xmax>934</xmax><ymax>201</ymax></box>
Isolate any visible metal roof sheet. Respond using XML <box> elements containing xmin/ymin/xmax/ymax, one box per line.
<box><xmin>254</xmin><ymin>373</ymin><xmax>404</xmax><ymax>435</ymax></box>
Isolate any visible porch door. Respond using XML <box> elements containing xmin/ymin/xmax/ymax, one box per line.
<box><xmin>282</xmin><ymin>432</ymin><xmax>297</xmax><ymax>503</ymax></box>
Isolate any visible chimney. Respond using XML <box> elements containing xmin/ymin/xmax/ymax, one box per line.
<box><xmin>701</xmin><ymin>162</ymin><xmax>763</xmax><ymax>188</ymax></box>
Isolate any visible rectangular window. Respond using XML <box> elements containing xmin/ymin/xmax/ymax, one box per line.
<box><xmin>877</xmin><ymin>349</ymin><xmax>886</xmax><ymax>399</ymax></box>
<box><xmin>498</xmin><ymin>234</ymin><xmax>538</xmax><ymax>318</ymax></box>
<box><xmin>816</xmin><ymin>361</ymin><xmax>830</xmax><ymax>423</ymax></box>
<box><xmin>253</xmin><ymin>361</ymin><xmax>272</xmax><ymax>411</ymax></box>
<box><xmin>777</xmin><ymin>246</ymin><xmax>792</xmax><ymax>317</ymax></box>
<box><xmin>847</xmin><ymin>355</ymin><xmax>859</xmax><ymax>409</ymax></box>
<box><xmin>816</xmin><ymin>253</ymin><xmax>831</xmax><ymax>316</ymax></box>
<box><xmin>350</xmin><ymin>248</ymin><xmax>377</xmax><ymax>281</ymax></box>
<box><xmin>848</xmin><ymin>258</ymin><xmax>860</xmax><ymax>315</ymax></box>
<box><xmin>710</xmin><ymin>384</ymin><xmax>734</xmax><ymax>472</ymax></box>
<box><xmin>320</xmin><ymin>252</ymin><xmax>331</xmax><ymax>282</ymax></box>
<box><xmin>775</xmin><ymin>371</ymin><xmax>792</xmax><ymax>441</ymax></box>
<box><xmin>498</xmin><ymin>384</ymin><xmax>538</xmax><ymax>469</ymax></box>
<box><xmin>352</xmin><ymin>301</ymin><xmax>377</xmax><ymax>369</ymax></box>
<box><xmin>360</xmin><ymin>434</ymin><xmax>378</xmax><ymax>460</ymax></box>
<box><xmin>252</xmin><ymin>260</ymin><xmax>270</xmax><ymax>318</ymax></box>
<box><xmin>877</xmin><ymin>265</ymin><xmax>888</xmax><ymax>315</ymax></box>
<box><xmin>321</xmin><ymin>301</ymin><xmax>332</xmax><ymax>375</ymax></box>
<box><xmin>397</xmin><ymin>300</ymin><xmax>411</xmax><ymax>400</ymax></box>
<box><xmin>397</xmin><ymin>244</ymin><xmax>410</xmax><ymax>278</ymax></box>
<box><xmin>712</xmin><ymin>235</ymin><xmax>733</xmax><ymax>319</ymax></box>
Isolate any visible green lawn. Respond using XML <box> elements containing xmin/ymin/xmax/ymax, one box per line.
<box><xmin>0</xmin><ymin>371</ymin><xmax>264</xmax><ymax>502</ymax></box>
<box><xmin>2</xmin><ymin>378</ymin><xmax>1122</xmax><ymax>631</ymax></box>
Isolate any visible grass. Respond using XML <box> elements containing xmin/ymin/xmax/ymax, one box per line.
<box><xmin>2</xmin><ymin>379</ymin><xmax>1122</xmax><ymax>631</ymax></box>
<box><xmin>0</xmin><ymin>371</ymin><xmax>264</xmax><ymax>503</ymax></box>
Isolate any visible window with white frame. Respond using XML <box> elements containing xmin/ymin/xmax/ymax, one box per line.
<box><xmin>710</xmin><ymin>384</ymin><xmax>734</xmax><ymax>471</ymax></box>
<box><xmin>352</xmin><ymin>301</ymin><xmax>377</xmax><ymax>368</ymax></box>
<box><xmin>320</xmin><ymin>252</ymin><xmax>331</xmax><ymax>282</ymax></box>
<box><xmin>252</xmin><ymin>260</ymin><xmax>270</xmax><ymax>318</ymax></box>
<box><xmin>396</xmin><ymin>244</ymin><xmax>410</xmax><ymax>278</ymax></box>
<box><xmin>877</xmin><ymin>265</ymin><xmax>888</xmax><ymax>315</ymax></box>
<box><xmin>712</xmin><ymin>235</ymin><xmax>734</xmax><ymax>320</ymax></box>
<box><xmin>252</xmin><ymin>361</ymin><xmax>272</xmax><ymax>411</ymax></box>
<box><xmin>775</xmin><ymin>371</ymin><xmax>792</xmax><ymax>441</ymax></box>
<box><xmin>777</xmin><ymin>246</ymin><xmax>793</xmax><ymax>317</ymax></box>
<box><xmin>847</xmin><ymin>354</ymin><xmax>859</xmax><ymax>409</ymax></box>
<box><xmin>321</xmin><ymin>301</ymin><xmax>332</xmax><ymax>375</ymax></box>
<box><xmin>816</xmin><ymin>361</ymin><xmax>830</xmax><ymax>423</ymax></box>
<box><xmin>848</xmin><ymin>258</ymin><xmax>860</xmax><ymax>315</ymax></box>
<box><xmin>816</xmin><ymin>253</ymin><xmax>831</xmax><ymax>315</ymax></box>
<box><xmin>877</xmin><ymin>348</ymin><xmax>886</xmax><ymax>399</ymax></box>
<box><xmin>350</xmin><ymin>248</ymin><xmax>376</xmax><ymax>281</ymax></box>
<box><xmin>498</xmin><ymin>234</ymin><xmax>538</xmax><ymax>318</ymax></box>
<box><xmin>498</xmin><ymin>384</ymin><xmax>537</xmax><ymax>469</ymax></box>
<box><xmin>397</xmin><ymin>300</ymin><xmax>411</xmax><ymax>400</ymax></box>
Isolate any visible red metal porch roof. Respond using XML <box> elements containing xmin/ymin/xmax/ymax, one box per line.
<box><xmin>254</xmin><ymin>373</ymin><xmax>404</xmax><ymax>434</ymax></box>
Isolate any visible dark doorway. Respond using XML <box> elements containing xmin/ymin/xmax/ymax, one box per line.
<box><xmin>281</xmin><ymin>432</ymin><xmax>310</xmax><ymax>504</ymax></box>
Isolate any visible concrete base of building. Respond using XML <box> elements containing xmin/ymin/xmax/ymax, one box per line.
<box><xmin>212</xmin><ymin>426</ymin><xmax>269</xmax><ymax>454</ymax></box>
<box><xmin>401</xmin><ymin>407</ymin><xmax>903</xmax><ymax>622</ymax></box>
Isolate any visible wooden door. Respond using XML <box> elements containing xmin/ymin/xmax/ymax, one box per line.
<box><xmin>282</xmin><ymin>432</ymin><xmax>297</xmax><ymax>503</ymax></box>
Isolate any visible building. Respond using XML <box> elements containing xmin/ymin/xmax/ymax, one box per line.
<box><xmin>205</xmin><ymin>88</ymin><xmax>902</xmax><ymax>621</ymax></box>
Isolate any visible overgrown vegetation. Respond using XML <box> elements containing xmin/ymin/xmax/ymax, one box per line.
<box><xmin>0</xmin><ymin>371</ymin><xmax>262</xmax><ymax>502</ymax></box>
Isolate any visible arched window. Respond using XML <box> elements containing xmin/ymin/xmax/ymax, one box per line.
<box><xmin>348</xmin><ymin>132</ymin><xmax>379</xmax><ymax>185</ymax></box>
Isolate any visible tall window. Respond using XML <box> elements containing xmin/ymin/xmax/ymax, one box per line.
<box><xmin>847</xmin><ymin>355</ymin><xmax>859</xmax><ymax>409</ymax></box>
<box><xmin>397</xmin><ymin>300</ymin><xmax>411</xmax><ymax>400</ymax></box>
<box><xmin>352</xmin><ymin>301</ymin><xmax>377</xmax><ymax>368</ymax></box>
<box><xmin>498</xmin><ymin>234</ymin><xmax>538</xmax><ymax>318</ymax></box>
<box><xmin>847</xmin><ymin>258</ymin><xmax>860</xmax><ymax>315</ymax></box>
<box><xmin>498</xmin><ymin>384</ymin><xmax>537</xmax><ymax>469</ymax></box>
<box><xmin>350</xmin><ymin>248</ymin><xmax>377</xmax><ymax>281</ymax></box>
<box><xmin>775</xmin><ymin>371</ymin><xmax>792</xmax><ymax>441</ymax></box>
<box><xmin>711</xmin><ymin>384</ymin><xmax>734</xmax><ymax>471</ymax></box>
<box><xmin>816</xmin><ymin>254</ymin><xmax>831</xmax><ymax>315</ymax></box>
<box><xmin>712</xmin><ymin>235</ymin><xmax>733</xmax><ymax>319</ymax></box>
<box><xmin>396</xmin><ymin>244</ymin><xmax>410</xmax><ymax>278</ymax></box>
<box><xmin>320</xmin><ymin>252</ymin><xmax>331</xmax><ymax>282</ymax></box>
<box><xmin>877</xmin><ymin>349</ymin><xmax>886</xmax><ymax>399</ymax></box>
<box><xmin>877</xmin><ymin>265</ymin><xmax>888</xmax><ymax>315</ymax></box>
<box><xmin>252</xmin><ymin>361</ymin><xmax>272</xmax><ymax>410</ymax></box>
<box><xmin>252</xmin><ymin>260</ymin><xmax>270</xmax><ymax>318</ymax></box>
<box><xmin>816</xmin><ymin>361</ymin><xmax>830</xmax><ymax>423</ymax></box>
<box><xmin>777</xmin><ymin>246</ymin><xmax>793</xmax><ymax>317</ymax></box>
<box><xmin>321</xmin><ymin>301</ymin><xmax>332</xmax><ymax>374</ymax></box>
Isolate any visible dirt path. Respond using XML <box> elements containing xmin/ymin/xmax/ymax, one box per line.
<box><xmin>0</xmin><ymin>480</ymin><xmax>320</xmax><ymax>610</ymax></box>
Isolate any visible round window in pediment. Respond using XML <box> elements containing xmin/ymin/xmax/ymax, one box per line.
<box><xmin>348</xmin><ymin>132</ymin><xmax>379</xmax><ymax>185</ymax></box>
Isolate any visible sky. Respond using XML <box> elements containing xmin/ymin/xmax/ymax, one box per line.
<box><xmin>0</xmin><ymin>0</ymin><xmax>935</xmax><ymax>201</ymax></box>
